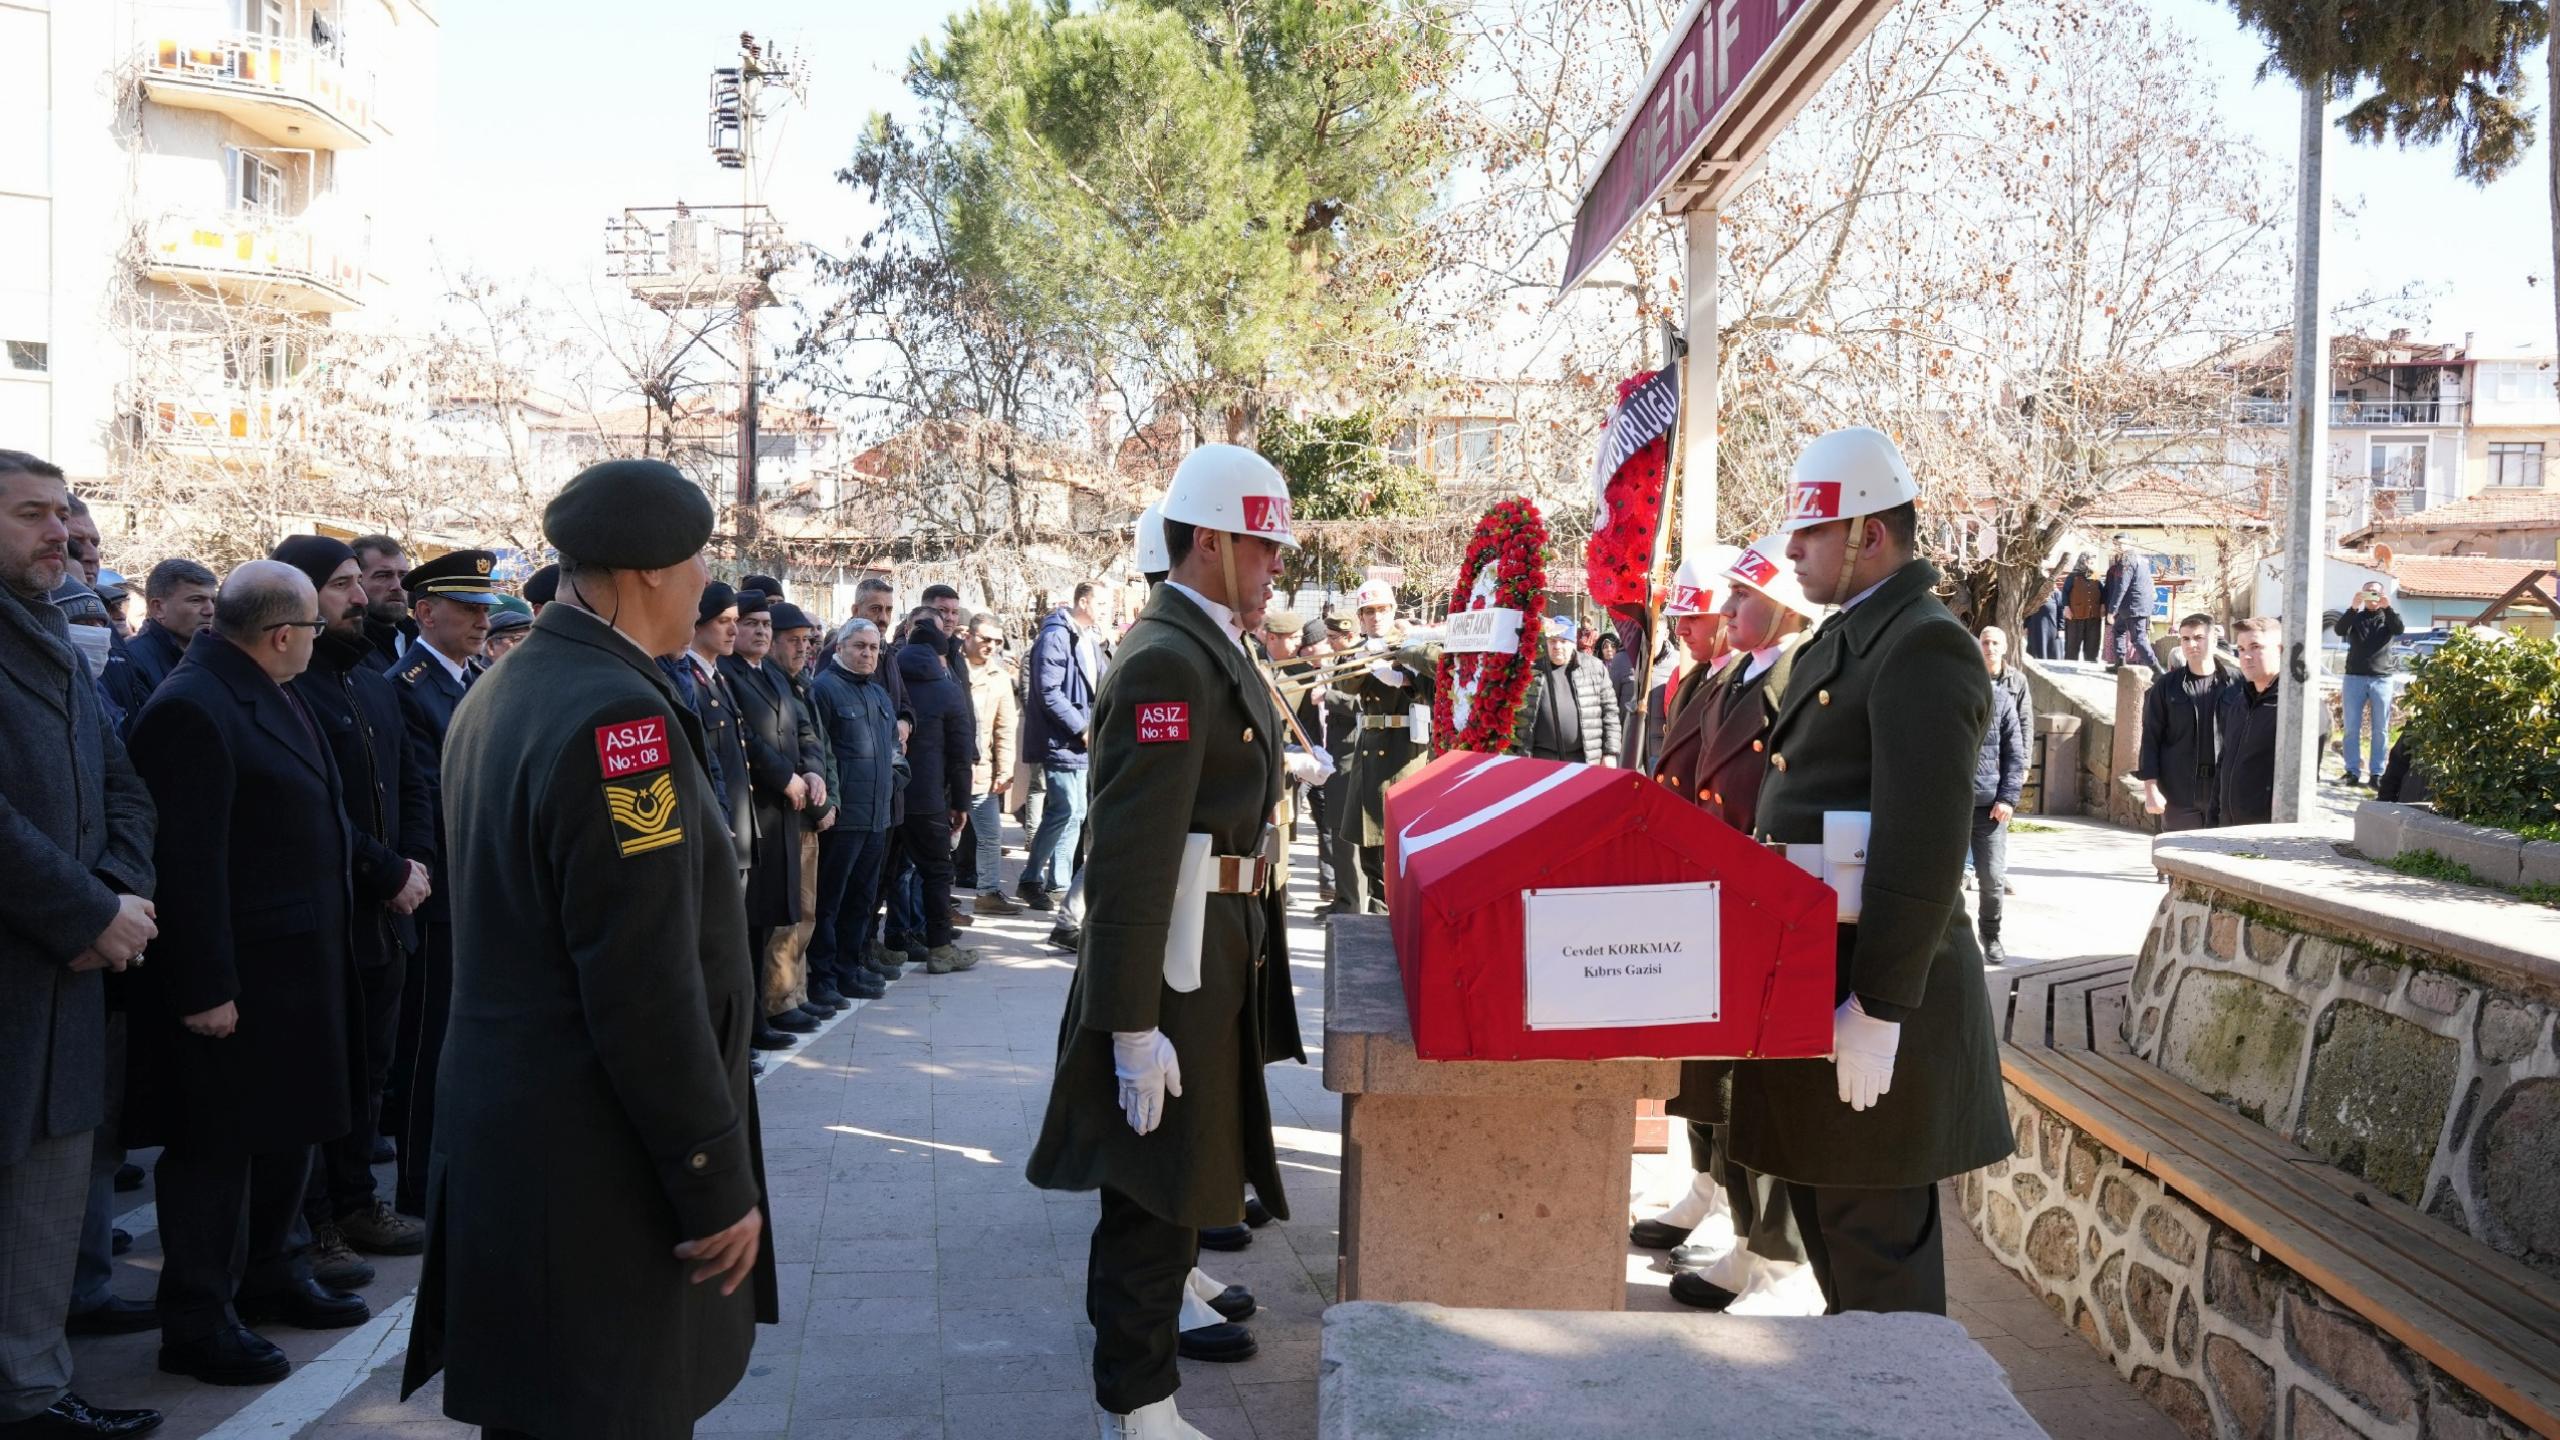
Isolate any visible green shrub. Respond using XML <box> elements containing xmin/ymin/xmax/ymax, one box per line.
<box><xmin>2400</xmin><ymin>628</ymin><xmax>2560</xmax><ymax>832</ymax></box>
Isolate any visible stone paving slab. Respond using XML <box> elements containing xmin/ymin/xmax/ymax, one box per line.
<box><xmin>86</xmin><ymin>817</ymin><xmax>2186</xmax><ymax>1440</ymax></box>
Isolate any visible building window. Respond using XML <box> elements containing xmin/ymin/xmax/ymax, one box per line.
<box><xmin>232</xmin><ymin>149</ymin><xmax>285</xmax><ymax>214</ymax></box>
<box><xmin>2367</xmin><ymin>439</ymin><xmax>2427</xmax><ymax>515</ymax></box>
<box><xmin>4</xmin><ymin>340</ymin><xmax>46</xmax><ymax>373</ymax></box>
<box><xmin>1419</xmin><ymin>416</ymin><xmax>1518</xmax><ymax>481</ymax></box>
<box><xmin>2487</xmin><ymin>441</ymin><xmax>2545</xmax><ymax>488</ymax></box>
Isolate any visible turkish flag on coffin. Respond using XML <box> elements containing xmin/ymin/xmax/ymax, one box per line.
<box><xmin>1382</xmin><ymin>750</ymin><xmax>1836</xmax><ymax>1063</ymax></box>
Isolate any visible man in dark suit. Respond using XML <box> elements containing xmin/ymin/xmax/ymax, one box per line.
<box><xmin>1730</xmin><ymin>428</ymin><xmax>2013</xmax><ymax>1317</ymax></box>
<box><xmin>103</xmin><ymin>558</ymin><xmax>216</xmax><ymax>724</ymax></box>
<box><xmin>402</xmin><ymin>460</ymin><xmax>774</xmax><ymax>1438</ymax></box>
<box><xmin>351</xmin><ymin>536</ymin><xmax>414</xmax><ymax>670</ymax></box>
<box><xmin>718</xmin><ymin>592</ymin><xmax>827</xmax><ymax>1039</ymax></box>
<box><xmin>384</xmin><ymin>551</ymin><xmax>497</xmax><ymax>1219</ymax></box>
<box><xmin>275</xmin><ymin>537</ymin><xmax>433</xmax><ymax>1275</ymax></box>
<box><xmin>126</xmin><ymin>561</ymin><xmax>369</xmax><ymax>1386</ymax></box>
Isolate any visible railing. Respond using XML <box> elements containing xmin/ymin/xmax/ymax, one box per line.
<box><xmin>141</xmin><ymin>32</ymin><xmax>375</xmax><ymax>139</ymax></box>
<box><xmin>140</xmin><ymin>390</ymin><xmax>298</xmax><ymax>449</ymax></box>
<box><xmin>2232</xmin><ymin>397</ymin><xmax>2469</xmax><ymax>427</ymax></box>
<box><xmin>143</xmin><ymin>210</ymin><xmax>367</xmax><ymax>307</ymax></box>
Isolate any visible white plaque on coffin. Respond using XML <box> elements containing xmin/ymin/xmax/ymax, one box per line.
<box><xmin>1520</xmin><ymin>881</ymin><xmax>1721</xmax><ymax>1030</ymax></box>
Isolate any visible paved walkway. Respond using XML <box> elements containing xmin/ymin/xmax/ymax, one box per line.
<box><xmin>81</xmin><ymin>815</ymin><xmax>2185</xmax><ymax>1439</ymax></box>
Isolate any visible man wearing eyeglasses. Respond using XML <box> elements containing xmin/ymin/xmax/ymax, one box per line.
<box><xmin>126</xmin><ymin>560</ymin><xmax>370</xmax><ymax>1384</ymax></box>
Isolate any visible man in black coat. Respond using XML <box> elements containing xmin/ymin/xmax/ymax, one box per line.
<box><xmin>126</xmin><ymin>561</ymin><xmax>368</xmax><ymax>1387</ymax></box>
<box><xmin>895</xmin><ymin>618</ymin><xmax>979</xmax><ymax>974</ymax></box>
<box><xmin>718</xmin><ymin>592</ymin><xmax>827</xmax><ymax>1040</ymax></box>
<box><xmin>401</xmin><ymin>460</ymin><xmax>774</xmax><ymax>1439</ymax></box>
<box><xmin>684</xmin><ymin>585</ymin><xmax>759</xmax><ymax>887</ymax></box>
<box><xmin>2211</xmin><ymin>616</ymin><xmax>2309</xmax><ymax>827</ymax></box>
<box><xmin>275</xmin><ymin>537</ymin><xmax>433</xmax><ymax>1270</ymax></box>
<box><xmin>104</xmin><ymin>557</ymin><xmax>217</xmax><ymax>724</ymax></box>
<box><xmin>351</xmin><ymin>536</ymin><xmax>414</xmax><ymax>670</ymax></box>
<box><xmin>384</xmin><ymin>551</ymin><xmax>497</xmax><ymax>1219</ymax></box>
<box><xmin>2137</xmin><ymin>613</ymin><xmax>2229</xmax><ymax>833</ymax></box>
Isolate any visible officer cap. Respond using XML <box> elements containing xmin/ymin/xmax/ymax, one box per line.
<box><xmin>406</xmin><ymin>550</ymin><xmax>500</xmax><ymax>605</ymax></box>
<box><xmin>735</xmin><ymin>590</ymin><xmax>772</xmax><ymax>620</ymax></box>
<box><xmin>1323</xmin><ymin>613</ymin><xmax>1354</xmax><ymax>634</ymax></box>
<box><xmin>542</xmin><ymin>459</ymin><xmax>714</xmax><ymax>572</ymax></box>
<box><xmin>697</xmin><ymin>581</ymin><xmax>737</xmax><ymax>625</ymax></box>
<box><xmin>522</xmin><ymin>563</ymin><xmax>560</xmax><ymax>606</ymax></box>
<box><xmin>742</xmin><ymin>573</ymin><xmax>785</xmax><ymax>600</ymax></box>
<box><xmin>271</xmin><ymin>534</ymin><xmax>357</xmax><ymax>594</ymax></box>
<box><xmin>769</xmin><ymin>602</ymin><xmax>817</xmax><ymax>633</ymax></box>
<box><xmin>487</xmin><ymin>594</ymin><xmax>534</xmax><ymax>632</ymax></box>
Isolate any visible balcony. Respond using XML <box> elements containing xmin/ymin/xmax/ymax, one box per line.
<box><xmin>139</xmin><ymin>211</ymin><xmax>366</xmax><ymax>314</ymax></box>
<box><xmin>139</xmin><ymin>33</ymin><xmax>375</xmax><ymax>150</ymax></box>
<box><xmin>2232</xmin><ymin>397</ymin><xmax>2469</xmax><ymax>427</ymax></box>
<box><xmin>138</xmin><ymin>390</ymin><xmax>299</xmax><ymax>453</ymax></box>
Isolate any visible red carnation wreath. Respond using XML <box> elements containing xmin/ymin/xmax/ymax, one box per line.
<box><xmin>1433</xmin><ymin>497</ymin><xmax>1549</xmax><ymax>756</ymax></box>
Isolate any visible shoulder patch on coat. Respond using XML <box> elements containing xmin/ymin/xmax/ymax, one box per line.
<box><xmin>594</xmin><ymin>715</ymin><xmax>671</xmax><ymax>777</ymax></box>
<box><xmin>603</xmin><ymin>772</ymin><xmax>684</xmax><ymax>856</ymax></box>
<box><xmin>1134</xmin><ymin>701</ymin><xmax>1191</xmax><ymax>744</ymax></box>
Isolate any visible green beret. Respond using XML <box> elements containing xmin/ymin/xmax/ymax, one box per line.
<box><xmin>543</xmin><ymin>460</ymin><xmax>714</xmax><ymax>571</ymax></box>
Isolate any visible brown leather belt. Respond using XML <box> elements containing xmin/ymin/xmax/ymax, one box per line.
<box><xmin>1209</xmin><ymin>854</ymin><xmax>1271</xmax><ymax>894</ymax></box>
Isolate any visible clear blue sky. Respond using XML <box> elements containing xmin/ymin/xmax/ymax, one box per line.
<box><xmin>427</xmin><ymin>0</ymin><xmax>2556</xmax><ymax>356</ymax></box>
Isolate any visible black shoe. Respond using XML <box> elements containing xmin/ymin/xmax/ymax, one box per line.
<box><xmin>1176</xmin><ymin>1321</ymin><xmax>1258</xmax><ymax>1363</ymax></box>
<box><xmin>1205</xmin><ymin>1284</ymin><xmax>1255</xmax><ymax>1322</ymax></box>
<box><xmin>110</xmin><ymin>1229</ymin><xmax>131</xmax><ymax>1257</ymax></box>
<box><xmin>769</xmin><ymin>1008</ymin><xmax>820</xmax><ymax>1034</ymax></box>
<box><xmin>1243</xmin><ymin>1195</ymin><xmax>1273</xmax><ymax>1228</ymax></box>
<box><xmin>368</xmin><ymin>1135</ymin><xmax>396</xmax><ymax>1166</ymax></box>
<box><xmin>112</xmin><ymin>1164</ymin><xmax>143</xmax><ymax>1193</ymax></box>
<box><xmin>1983</xmin><ymin>942</ymin><xmax>2007</xmax><ymax>969</ymax></box>
<box><xmin>807</xmin><ymin>980</ymin><xmax>849</xmax><ymax>1009</ymax></box>
<box><xmin>65</xmin><ymin>1296</ymin><xmax>159</xmax><ymax>1336</ymax></box>
<box><xmin>1045</xmin><ymin>924</ymin><xmax>1081</xmax><ymax>953</ymax></box>
<box><xmin>1629</xmin><ymin>1218</ymin><xmax>1692</xmax><ymax>1250</ymax></box>
<box><xmin>751</xmin><ymin>1027</ymin><xmax>795</xmax><ymax>1052</ymax></box>
<box><xmin>751</xmin><ymin>1058</ymin><xmax>767</xmax><ymax>1078</ymax></box>
<box><xmin>1668</xmin><ymin>1270</ymin><xmax>1742</xmax><ymax>1311</ymax></box>
<box><xmin>845</xmin><ymin>972</ymin><xmax>887</xmax><ymax>1000</ymax></box>
<box><xmin>235</xmin><ymin>1278</ymin><xmax>370</xmax><ymax>1331</ymax></box>
<box><xmin>157</xmin><ymin>1325</ymin><xmax>290</xmax><ymax>1386</ymax></box>
<box><xmin>2</xmin><ymin>1394</ymin><xmax>164</xmax><ymax>1437</ymax></box>
<box><xmin>1018</xmin><ymin>882</ymin><xmax>1054</xmax><ymax>912</ymax></box>
<box><xmin>1199</xmin><ymin>1224</ymin><xmax>1252</xmax><ymax>1252</ymax></box>
<box><xmin>1669</xmin><ymin>1239</ymin><xmax>1723</xmax><ymax>1270</ymax></box>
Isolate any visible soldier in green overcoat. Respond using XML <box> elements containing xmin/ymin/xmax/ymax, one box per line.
<box><xmin>1326</xmin><ymin>578</ymin><xmax>1435</xmax><ymax>916</ymax></box>
<box><xmin>1726</xmin><ymin>428</ymin><xmax>2015</xmax><ymax>1316</ymax></box>
<box><xmin>1025</xmin><ymin>445</ymin><xmax>1299</xmax><ymax>1440</ymax></box>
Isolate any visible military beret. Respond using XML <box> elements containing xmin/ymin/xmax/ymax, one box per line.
<box><xmin>735</xmin><ymin>590</ymin><xmax>771</xmax><ymax>620</ymax></box>
<box><xmin>742</xmin><ymin>573</ymin><xmax>784</xmax><ymax>600</ymax></box>
<box><xmin>697</xmin><ymin>581</ymin><xmax>737</xmax><ymax>625</ymax></box>
<box><xmin>522</xmin><ymin>563</ymin><xmax>560</xmax><ymax>606</ymax></box>
<box><xmin>768</xmin><ymin>602</ymin><xmax>817</xmax><ymax>633</ymax></box>
<box><xmin>487</xmin><ymin>594</ymin><xmax>534</xmax><ymax>632</ymax></box>
<box><xmin>406</xmin><ymin>550</ymin><xmax>500</xmax><ymax>604</ymax></box>
<box><xmin>1323</xmin><ymin>613</ymin><xmax>1354</xmax><ymax>634</ymax></box>
<box><xmin>271</xmin><ymin>534</ymin><xmax>357</xmax><ymax>594</ymax></box>
<box><xmin>543</xmin><ymin>459</ymin><xmax>714</xmax><ymax>571</ymax></box>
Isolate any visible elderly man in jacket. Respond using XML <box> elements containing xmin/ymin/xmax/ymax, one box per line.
<box><xmin>1514</xmin><ymin>618</ymin><xmax>1620</xmax><ymax>764</ymax></box>
<box><xmin>0</xmin><ymin>451</ymin><xmax>164</xmax><ymax>1440</ymax></box>
<box><xmin>807</xmin><ymin>621</ymin><xmax>905</xmax><ymax>1001</ymax></box>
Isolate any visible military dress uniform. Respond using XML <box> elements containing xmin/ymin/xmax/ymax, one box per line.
<box><xmin>1727</xmin><ymin>559</ymin><xmax>2013</xmax><ymax>1314</ymax></box>
<box><xmin>384</xmin><ymin>549</ymin><xmax>497</xmax><ymax>1218</ymax></box>
<box><xmin>1327</xmin><ymin>637</ymin><xmax>1435</xmax><ymax>916</ymax></box>
<box><xmin>1026</xmin><ymin>584</ymin><xmax>1293</xmax><ymax>1418</ymax></box>
<box><xmin>402</xmin><ymin>462</ymin><xmax>776</xmax><ymax>1438</ymax></box>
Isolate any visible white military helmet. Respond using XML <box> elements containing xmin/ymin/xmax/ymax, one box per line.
<box><xmin>1133</xmin><ymin>503</ymin><xmax>1170</xmax><ymax>575</ymax></box>
<box><xmin>1160</xmin><ymin>443</ymin><xmax>1299</xmax><ymax>549</ymax></box>
<box><xmin>1725</xmin><ymin>534</ymin><xmax>1821</xmax><ymax>619</ymax></box>
<box><xmin>1351</xmin><ymin>578</ymin><xmax>1396</xmax><ymax>611</ymax></box>
<box><xmin>1779</xmin><ymin>426</ymin><xmax>1919</xmax><ymax>533</ymax></box>
<box><xmin>1663</xmin><ymin>544</ymin><xmax>1743</xmax><ymax>618</ymax></box>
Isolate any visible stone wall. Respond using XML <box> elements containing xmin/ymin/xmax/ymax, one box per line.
<box><xmin>1961</xmin><ymin>1084</ymin><xmax>2537</xmax><ymax>1439</ymax></box>
<box><xmin>2021</xmin><ymin>659</ymin><xmax>2114</xmax><ymax>817</ymax></box>
<box><xmin>2129</xmin><ymin>883</ymin><xmax>2560</xmax><ymax>1274</ymax></box>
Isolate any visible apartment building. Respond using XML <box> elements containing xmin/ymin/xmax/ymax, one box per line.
<box><xmin>0</xmin><ymin>0</ymin><xmax>440</xmax><ymax>545</ymax></box>
<box><xmin>2464</xmin><ymin>344</ymin><xmax>2557</xmax><ymax>497</ymax></box>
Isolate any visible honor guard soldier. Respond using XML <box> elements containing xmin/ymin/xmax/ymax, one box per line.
<box><xmin>1026</xmin><ymin>445</ymin><xmax>1300</xmax><ymax>1440</ymax></box>
<box><xmin>402</xmin><ymin>460</ymin><xmax>775</xmax><ymax>1438</ymax></box>
<box><xmin>384</xmin><ymin>548</ymin><xmax>497</xmax><ymax>1218</ymax></box>
<box><xmin>1641</xmin><ymin>536</ymin><xmax>1825</xmax><ymax>1314</ymax></box>
<box><xmin>1327</xmin><ymin>579</ymin><xmax>1435</xmax><ymax>916</ymax></box>
<box><xmin>1727</xmin><ymin>427</ymin><xmax>2013</xmax><ymax>1315</ymax></box>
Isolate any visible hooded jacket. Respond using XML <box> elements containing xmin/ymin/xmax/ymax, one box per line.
<box><xmin>896</xmin><ymin>636</ymin><xmax>972</xmax><ymax>817</ymax></box>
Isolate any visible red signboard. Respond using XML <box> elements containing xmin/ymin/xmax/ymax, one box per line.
<box><xmin>1562</xmin><ymin>0</ymin><xmax>1819</xmax><ymax>293</ymax></box>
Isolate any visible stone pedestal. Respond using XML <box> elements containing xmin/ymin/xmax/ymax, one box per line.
<box><xmin>1323</xmin><ymin>915</ymin><xmax>1678</xmax><ymax>1311</ymax></box>
<box><xmin>1317</xmin><ymin>1301</ymin><xmax>2052</xmax><ymax>1439</ymax></box>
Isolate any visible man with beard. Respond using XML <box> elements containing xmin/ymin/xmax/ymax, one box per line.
<box><xmin>351</xmin><ymin>537</ymin><xmax>414</xmax><ymax>669</ymax></box>
<box><xmin>275</xmin><ymin>537</ymin><xmax>433</xmax><ymax>1276</ymax></box>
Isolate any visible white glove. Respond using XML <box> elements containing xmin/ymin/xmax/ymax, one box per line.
<box><xmin>1112</xmin><ymin>1029</ymin><xmax>1183</xmax><ymax>1136</ymax></box>
<box><xmin>1284</xmin><ymin>746</ymin><xmax>1336</xmax><ymax>786</ymax></box>
<box><xmin>1368</xmin><ymin>661</ymin><xmax>1410</xmax><ymax>687</ymax></box>
<box><xmin>1832</xmin><ymin>996</ymin><xmax>1901</xmax><ymax>1112</ymax></box>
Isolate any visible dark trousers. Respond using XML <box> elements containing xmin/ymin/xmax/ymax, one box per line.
<box><xmin>1968</xmin><ymin>808</ymin><xmax>2008</xmax><ymax>945</ymax></box>
<box><xmin>390</xmin><ymin>920</ymin><xmax>453</xmax><ymax>1218</ymax></box>
<box><xmin>2107</xmin><ymin>616</ymin><xmax>2161</xmax><ymax>671</ymax></box>
<box><xmin>1785</xmin><ymin>1181</ymin><xmax>1945</xmax><ymax>1315</ymax></box>
<box><xmin>155</xmin><ymin>1145</ymin><xmax>315</xmax><ymax>1342</ymax></box>
<box><xmin>2063</xmin><ymin>618</ymin><xmax>2100</xmax><ymax>662</ymax></box>
<box><xmin>1689</xmin><ymin>1121</ymin><xmax>1802</xmax><ymax>1265</ymax></box>
<box><xmin>810</xmin><ymin>825</ymin><xmax>890</xmax><ymax>984</ymax></box>
<box><xmin>1087</xmin><ymin>1187</ymin><xmax>1196</xmax><ymax>1414</ymax></box>
<box><xmin>308</xmin><ymin>952</ymin><xmax>404</xmax><ymax>1226</ymax></box>
<box><xmin>901</xmin><ymin>808</ymin><xmax>957</xmax><ymax>949</ymax></box>
<box><xmin>2160</xmin><ymin>801</ymin><xmax>2211</xmax><ymax>834</ymax></box>
<box><xmin>71</xmin><ymin>1015</ymin><xmax>128</xmax><ymax>1315</ymax></box>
